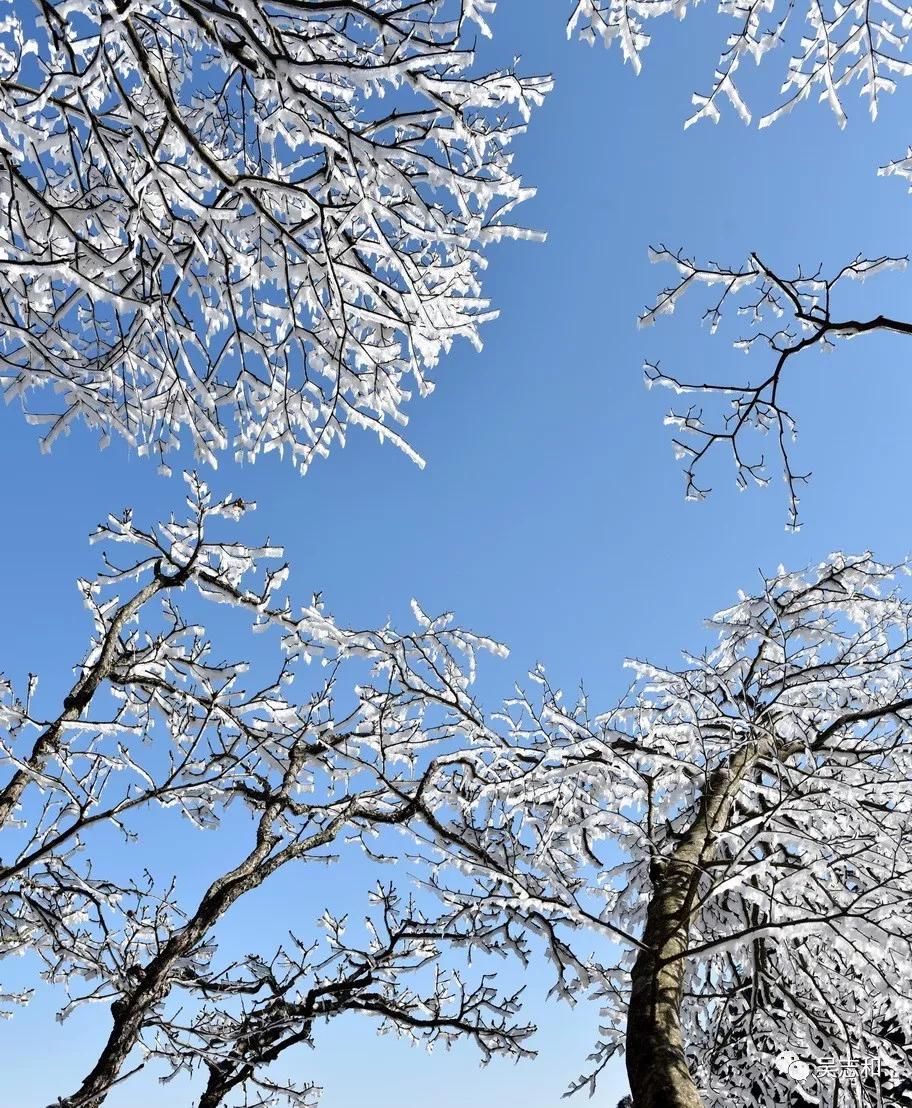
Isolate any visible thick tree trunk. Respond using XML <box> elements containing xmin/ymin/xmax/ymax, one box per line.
<box><xmin>626</xmin><ymin>870</ymin><xmax>706</xmax><ymax>1108</ymax></box>
<box><xmin>625</xmin><ymin>747</ymin><xmax>758</xmax><ymax>1108</ymax></box>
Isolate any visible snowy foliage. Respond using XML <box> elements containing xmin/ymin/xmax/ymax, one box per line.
<box><xmin>0</xmin><ymin>1</ymin><xmax>548</xmax><ymax>470</ymax></box>
<box><xmin>484</xmin><ymin>553</ymin><xmax>912</xmax><ymax>1105</ymax></box>
<box><xmin>0</xmin><ymin>474</ymin><xmax>535</xmax><ymax>1108</ymax></box>
<box><xmin>565</xmin><ymin>2</ymin><xmax>912</xmax><ymax>531</ymax></box>
<box><xmin>6</xmin><ymin>501</ymin><xmax>912</xmax><ymax>1106</ymax></box>
<box><xmin>567</xmin><ymin>0</ymin><xmax>912</xmax><ymax>127</ymax></box>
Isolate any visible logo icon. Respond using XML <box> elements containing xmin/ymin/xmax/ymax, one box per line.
<box><xmin>774</xmin><ymin>1051</ymin><xmax>811</xmax><ymax>1082</ymax></box>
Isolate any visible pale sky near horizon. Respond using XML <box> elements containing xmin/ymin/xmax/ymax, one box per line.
<box><xmin>3</xmin><ymin>3</ymin><xmax>912</xmax><ymax>1105</ymax></box>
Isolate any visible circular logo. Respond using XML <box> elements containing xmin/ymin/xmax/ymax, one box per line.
<box><xmin>774</xmin><ymin>1051</ymin><xmax>811</xmax><ymax>1082</ymax></box>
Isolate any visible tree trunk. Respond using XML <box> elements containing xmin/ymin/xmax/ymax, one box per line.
<box><xmin>625</xmin><ymin>747</ymin><xmax>758</xmax><ymax>1108</ymax></box>
<box><xmin>53</xmin><ymin>801</ymin><xmax>343</xmax><ymax>1108</ymax></box>
<box><xmin>626</xmin><ymin>870</ymin><xmax>706</xmax><ymax>1108</ymax></box>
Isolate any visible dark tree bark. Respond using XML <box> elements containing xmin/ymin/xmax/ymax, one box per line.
<box><xmin>0</xmin><ymin>569</ymin><xmax>183</xmax><ymax>829</ymax></box>
<box><xmin>625</xmin><ymin>748</ymin><xmax>758</xmax><ymax>1108</ymax></box>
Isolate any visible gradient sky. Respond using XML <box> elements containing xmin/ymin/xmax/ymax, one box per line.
<box><xmin>3</xmin><ymin>3</ymin><xmax>912</xmax><ymax>1105</ymax></box>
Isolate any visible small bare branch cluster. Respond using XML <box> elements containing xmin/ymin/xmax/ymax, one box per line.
<box><xmin>0</xmin><ymin>1</ymin><xmax>549</xmax><ymax>470</ymax></box>
<box><xmin>567</xmin><ymin>0</ymin><xmax>912</xmax><ymax>127</ymax></box>
<box><xmin>0</xmin><ymin>474</ymin><xmax>540</xmax><ymax>1108</ymax></box>
<box><xmin>638</xmin><ymin>248</ymin><xmax>912</xmax><ymax>528</ymax></box>
<box><xmin>487</xmin><ymin>553</ymin><xmax>912</xmax><ymax>1105</ymax></box>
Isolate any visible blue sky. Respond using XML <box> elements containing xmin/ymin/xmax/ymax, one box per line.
<box><xmin>3</xmin><ymin>4</ymin><xmax>912</xmax><ymax>1105</ymax></box>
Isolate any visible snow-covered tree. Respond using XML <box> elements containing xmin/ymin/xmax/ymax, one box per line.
<box><xmin>566</xmin><ymin>1</ymin><xmax>912</xmax><ymax>527</ymax></box>
<box><xmin>8</xmin><ymin>498</ymin><xmax>912</xmax><ymax>1108</ymax></box>
<box><xmin>0</xmin><ymin>2</ymin><xmax>548</xmax><ymax>471</ymax></box>
<box><xmin>488</xmin><ymin>552</ymin><xmax>912</xmax><ymax>1107</ymax></box>
<box><xmin>0</xmin><ymin>475</ymin><xmax>541</xmax><ymax>1108</ymax></box>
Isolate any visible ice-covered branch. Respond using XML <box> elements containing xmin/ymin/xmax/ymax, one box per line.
<box><xmin>154</xmin><ymin>886</ymin><xmax>535</xmax><ymax>1108</ymax></box>
<box><xmin>640</xmin><ymin>247</ymin><xmax>911</xmax><ymax>528</ymax></box>
<box><xmin>0</xmin><ymin>2</ymin><xmax>549</xmax><ymax>471</ymax></box>
<box><xmin>568</xmin><ymin>0</ymin><xmax>912</xmax><ymax>128</ymax></box>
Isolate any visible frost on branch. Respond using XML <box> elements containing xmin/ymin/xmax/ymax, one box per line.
<box><xmin>0</xmin><ymin>2</ymin><xmax>549</xmax><ymax>471</ymax></box>
<box><xmin>152</xmin><ymin>885</ymin><xmax>534</xmax><ymax>1108</ymax></box>
<box><xmin>639</xmin><ymin>247</ymin><xmax>912</xmax><ymax>528</ymax></box>
<box><xmin>6</xmin><ymin>484</ymin><xmax>912</xmax><ymax>1106</ymax></box>
<box><xmin>567</xmin><ymin>0</ymin><xmax>912</xmax><ymax>127</ymax></box>
<box><xmin>491</xmin><ymin>552</ymin><xmax>912</xmax><ymax>1106</ymax></box>
<box><xmin>0</xmin><ymin>473</ymin><xmax>535</xmax><ymax>1108</ymax></box>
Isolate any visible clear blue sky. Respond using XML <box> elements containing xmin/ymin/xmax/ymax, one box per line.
<box><xmin>3</xmin><ymin>4</ymin><xmax>912</xmax><ymax>1105</ymax></box>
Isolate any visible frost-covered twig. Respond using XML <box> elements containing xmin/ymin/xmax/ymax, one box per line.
<box><xmin>568</xmin><ymin>0</ymin><xmax>912</xmax><ymax>127</ymax></box>
<box><xmin>639</xmin><ymin>248</ymin><xmax>911</xmax><ymax>528</ymax></box>
<box><xmin>0</xmin><ymin>2</ymin><xmax>550</xmax><ymax>471</ymax></box>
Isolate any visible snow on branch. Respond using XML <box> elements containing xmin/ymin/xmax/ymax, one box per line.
<box><xmin>0</xmin><ymin>472</ymin><xmax>539</xmax><ymax>1108</ymax></box>
<box><xmin>567</xmin><ymin>0</ymin><xmax>912</xmax><ymax>127</ymax></box>
<box><xmin>0</xmin><ymin>2</ymin><xmax>550</xmax><ymax>472</ymax></box>
<box><xmin>639</xmin><ymin>247</ymin><xmax>911</xmax><ymax>529</ymax></box>
<box><xmin>5</xmin><ymin>484</ymin><xmax>912</xmax><ymax>1105</ymax></box>
<box><xmin>490</xmin><ymin>552</ymin><xmax>912</xmax><ymax>1104</ymax></box>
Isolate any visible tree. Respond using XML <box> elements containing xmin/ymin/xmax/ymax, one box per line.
<box><xmin>0</xmin><ymin>474</ymin><xmax>541</xmax><ymax>1108</ymax></box>
<box><xmin>5</xmin><ymin>463</ymin><xmax>912</xmax><ymax>1108</ymax></box>
<box><xmin>567</xmin><ymin>0</ymin><xmax>912</xmax><ymax>527</ymax></box>
<box><xmin>489</xmin><ymin>553</ymin><xmax>912</xmax><ymax>1107</ymax></box>
<box><xmin>9</xmin><ymin>490</ymin><xmax>912</xmax><ymax>1108</ymax></box>
<box><xmin>24</xmin><ymin>479</ymin><xmax>912</xmax><ymax>1108</ymax></box>
<box><xmin>0</xmin><ymin>2</ymin><xmax>549</xmax><ymax>471</ymax></box>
